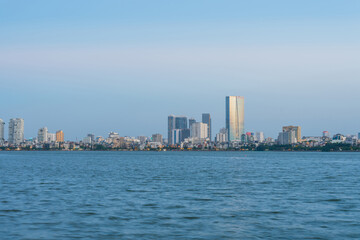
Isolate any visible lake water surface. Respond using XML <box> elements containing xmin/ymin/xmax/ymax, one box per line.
<box><xmin>0</xmin><ymin>151</ymin><xmax>359</xmax><ymax>239</ymax></box>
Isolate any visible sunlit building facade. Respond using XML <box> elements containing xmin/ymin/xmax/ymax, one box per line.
<box><xmin>56</xmin><ymin>130</ymin><xmax>64</xmax><ymax>142</ymax></box>
<box><xmin>226</xmin><ymin>96</ymin><xmax>244</xmax><ymax>142</ymax></box>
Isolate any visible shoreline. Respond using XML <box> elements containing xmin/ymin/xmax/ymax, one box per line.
<box><xmin>1</xmin><ymin>149</ymin><xmax>359</xmax><ymax>153</ymax></box>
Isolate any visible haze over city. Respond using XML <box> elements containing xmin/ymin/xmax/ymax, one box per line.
<box><xmin>1</xmin><ymin>0</ymin><xmax>360</xmax><ymax>140</ymax></box>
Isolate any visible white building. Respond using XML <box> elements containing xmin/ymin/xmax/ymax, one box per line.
<box><xmin>278</xmin><ymin>130</ymin><xmax>297</xmax><ymax>145</ymax></box>
<box><xmin>345</xmin><ymin>135</ymin><xmax>358</xmax><ymax>145</ymax></box>
<box><xmin>47</xmin><ymin>133</ymin><xmax>56</xmax><ymax>143</ymax></box>
<box><xmin>38</xmin><ymin>127</ymin><xmax>48</xmax><ymax>143</ymax></box>
<box><xmin>190</xmin><ymin>122</ymin><xmax>208</xmax><ymax>140</ymax></box>
<box><xmin>8</xmin><ymin>118</ymin><xmax>24</xmax><ymax>145</ymax></box>
<box><xmin>215</xmin><ymin>128</ymin><xmax>228</xmax><ymax>143</ymax></box>
<box><xmin>216</xmin><ymin>132</ymin><xmax>227</xmax><ymax>143</ymax></box>
<box><xmin>83</xmin><ymin>136</ymin><xmax>92</xmax><ymax>144</ymax></box>
<box><xmin>172</xmin><ymin>129</ymin><xmax>182</xmax><ymax>145</ymax></box>
<box><xmin>109</xmin><ymin>132</ymin><xmax>120</xmax><ymax>139</ymax></box>
<box><xmin>0</xmin><ymin>119</ymin><xmax>4</xmax><ymax>144</ymax></box>
<box><xmin>255</xmin><ymin>132</ymin><xmax>265</xmax><ymax>143</ymax></box>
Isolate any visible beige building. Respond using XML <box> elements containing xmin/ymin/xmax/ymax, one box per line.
<box><xmin>56</xmin><ymin>130</ymin><xmax>64</xmax><ymax>142</ymax></box>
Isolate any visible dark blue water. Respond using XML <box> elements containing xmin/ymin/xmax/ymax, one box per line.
<box><xmin>0</xmin><ymin>152</ymin><xmax>360</xmax><ymax>239</ymax></box>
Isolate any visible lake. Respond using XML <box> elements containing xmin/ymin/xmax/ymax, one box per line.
<box><xmin>0</xmin><ymin>151</ymin><xmax>359</xmax><ymax>239</ymax></box>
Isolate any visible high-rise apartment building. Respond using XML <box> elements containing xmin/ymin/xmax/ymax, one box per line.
<box><xmin>189</xmin><ymin>118</ymin><xmax>196</xmax><ymax>129</ymax></box>
<box><xmin>226</xmin><ymin>96</ymin><xmax>245</xmax><ymax>142</ymax></box>
<box><xmin>180</xmin><ymin>128</ymin><xmax>190</xmax><ymax>141</ymax></box>
<box><xmin>175</xmin><ymin>117</ymin><xmax>187</xmax><ymax>129</ymax></box>
<box><xmin>38</xmin><ymin>127</ymin><xmax>48</xmax><ymax>143</ymax></box>
<box><xmin>190</xmin><ymin>122</ymin><xmax>208</xmax><ymax>140</ymax></box>
<box><xmin>0</xmin><ymin>119</ymin><xmax>4</xmax><ymax>144</ymax></box>
<box><xmin>202</xmin><ymin>113</ymin><xmax>211</xmax><ymax>141</ymax></box>
<box><xmin>56</xmin><ymin>130</ymin><xmax>64</xmax><ymax>142</ymax></box>
<box><xmin>8</xmin><ymin>118</ymin><xmax>24</xmax><ymax>145</ymax></box>
<box><xmin>277</xmin><ymin>130</ymin><xmax>297</xmax><ymax>145</ymax></box>
<box><xmin>255</xmin><ymin>132</ymin><xmax>265</xmax><ymax>143</ymax></box>
<box><xmin>171</xmin><ymin>129</ymin><xmax>182</xmax><ymax>145</ymax></box>
<box><xmin>216</xmin><ymin>133</ymin><xmax>226</xmax><ymax>143</ymax></box>
<box><xmin>47</xmin><ymin>133</ymin><xmax>56</xmax><ymax>143</ymax></box>
<box><xmin>152</xmin><ymin>134</ymin><xmax>163</xmax><ymax>143</ymax></box>
<box><xmin>215</xmin><ymin>128</ymin><xmax>228</xmax><ymax>143</ymax></box>
<box><xmin>168</xmin><ymin>115</ymin><xmax>175</xmax><ymax>144</ymax></box>
<box><xmin>282</xmin><ymin>126</ymin><xmax>301</xmax><ymax>143</ymax></box>
<box><xmin>168</xmin><ymin>115</ymin><xmax>188</xmax><ymax>145</ymax></box>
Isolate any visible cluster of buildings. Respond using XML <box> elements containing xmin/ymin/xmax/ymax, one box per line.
<box><xmin>0</xmin><ymin>118</ymin><xmax>25</xmax><ymax>146</ymax></box>
<box><xmin>1</xmin><ymin>96</ymin><xmax>359</xmax><ymax>150</ymax></box>
<box><xmin>0</xmin><ymin>118</ymin><xmax>66</xmax><ymax>149</ymax></box>
<box><xmin>168</xmin><ymin>113</ymin><xmax>211</xmax><ymax>145</ymax></box>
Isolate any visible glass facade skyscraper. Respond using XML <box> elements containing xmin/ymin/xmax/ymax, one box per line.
<box><xmin>168</xmin><ymin>115</ymin><xmax>188</xmax><ymax>145</ymax></box>
<box><xmin>202</xmin><ymin>113</ymin><xmax>211</xmax><ymax>141</ymax></box>
<box><xmin>226</xmin><ymin>96</ymin><xmax>244</xmax><ymax>142</ymax></box>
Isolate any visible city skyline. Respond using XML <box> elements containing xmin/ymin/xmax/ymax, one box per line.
<box><xmin>1</xmin><ymin>1</ymin><xmax>360</xmax><ymax>139</ymax></box>
<box><xmin>1</xmin><ymin>93</ymin><xmax>359</xmax><ymax>142</ymax></box>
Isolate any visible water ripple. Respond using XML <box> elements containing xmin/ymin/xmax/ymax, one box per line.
<box><xmin>0</xmin><ymin>151</ymin><xmax>360</xmax><ymax>239</ymax></box>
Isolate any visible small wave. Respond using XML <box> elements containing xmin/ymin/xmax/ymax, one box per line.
<box><xmin>192</xmin><ymin>198</ymin><xmax>213</xmax><ymax>201</ymax></box>
<box><xmin>75</xmin><ymin>211</ymin><xmax>97</xmax><ymax>216</ymax></box>
<box><xmin>143</xmin><ymin>203</ymin><xmax>158</xmax><ymax>207</ymax></box>
<box><xmin>324</xmin><ymin>199</ymin><xmax>342</xmax><ymax>202</ymax></box>
<box><xmin>0</xmin><ymin>209</ymin><xmax>21</xmax><ymax>212</ymax></box>
<box><xmin>166</xmin><ymin>205</ymin><xmax>185</xmax><ymax>209</ymax></box>
<box><xmin>183</xmin><ymin>216</ymin><xmax>200</xmax><ymax>220</ymax></box>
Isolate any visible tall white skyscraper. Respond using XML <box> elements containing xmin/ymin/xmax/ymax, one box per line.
<box><xmin>8</xmin><ymin>118</ymin><xmax>24</xmax><ymax>145</ymax></box>
<box><xmin>0</xmin><ymin>119</ymin><xmax>4</xmax><ymax>144</ymax></box>
<box><xmin>38</xmin><ymin>127</ymin><xmax>48</xmax><ymax>143</ymax></box>
<box><xmin>226</xmin><ymin>96</ymin><xmax>245</xmax><ymax>141</ymax></box>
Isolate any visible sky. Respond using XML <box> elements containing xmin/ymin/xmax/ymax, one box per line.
<box><xmin>1</xmin><ymin>0</ymin><xmax>360</xmax><ymax>140</ymax></box>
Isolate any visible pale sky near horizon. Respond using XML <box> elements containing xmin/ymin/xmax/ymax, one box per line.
<box><xmin>1</xmin><ymin>0</ymin><xmax>360</xmax><ymax>140</ymax></box>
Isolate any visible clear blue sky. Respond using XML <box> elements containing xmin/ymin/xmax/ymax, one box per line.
<box><xmin>1</xmin><ymin>0</ymin><xmax>360</xmax><ymax>140</ymax></box>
